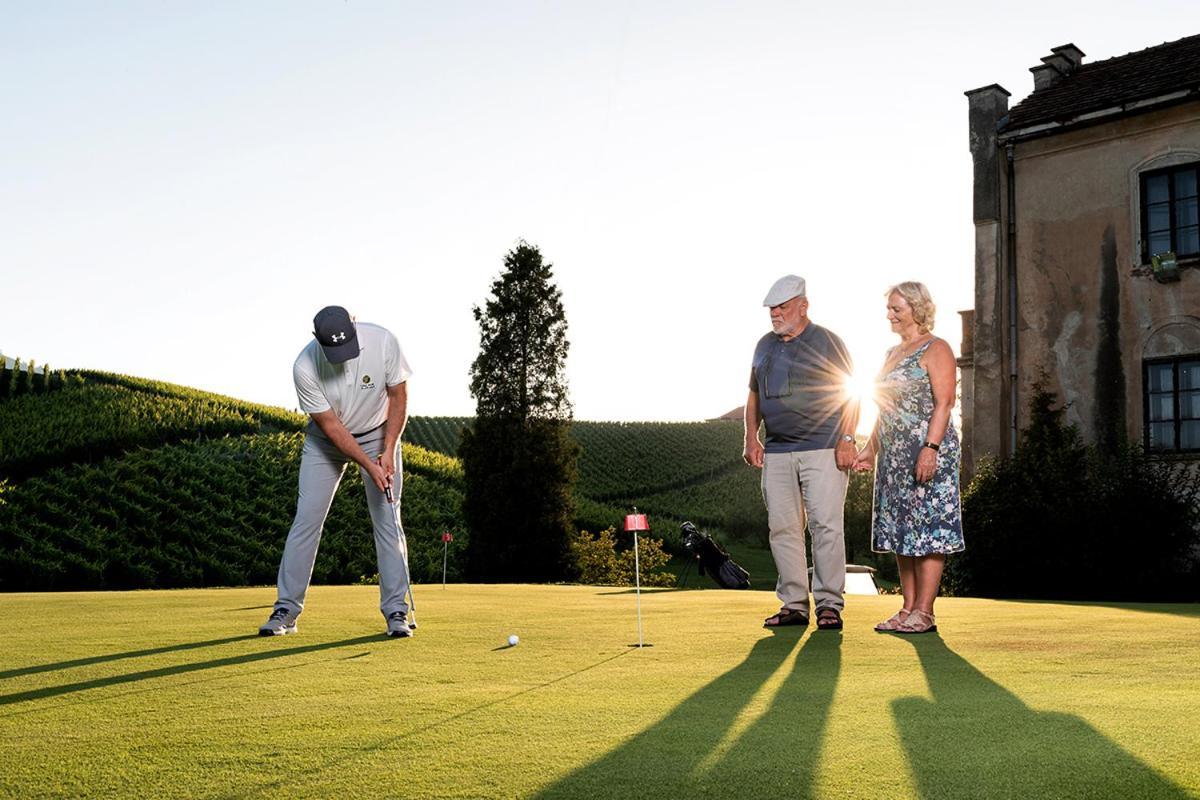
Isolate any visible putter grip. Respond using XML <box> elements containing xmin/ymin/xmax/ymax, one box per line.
<box><xmin>385</xmin><ymin>485</ymin><xmax>394</xmax><ymax>504</ymax></box>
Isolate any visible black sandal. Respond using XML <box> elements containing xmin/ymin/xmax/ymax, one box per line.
<box><xmin>763</xmin><ymin>608</ymin><xmax>809</xmax><ymax>628</ymax></box>
<box><xmin>816</xmin><ymin>607</ymin><xmax>843</xmax><ymax>630</ymax></box>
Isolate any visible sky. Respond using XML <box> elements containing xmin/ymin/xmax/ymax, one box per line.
<box><xmin>3</xmin><ymin>1</ymin><xmax>1195</xmax><ymax>427</ymax></box>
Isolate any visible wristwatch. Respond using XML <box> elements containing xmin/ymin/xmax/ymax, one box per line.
<box><xmin>922</xmin><ymin>441</ymin><xmax>941</xmax><ymax>451</ymax></box>
<box><xmin>840</xmin><ymin>434</ymin><xmax>855</xmax><ymax>444</ymax></box>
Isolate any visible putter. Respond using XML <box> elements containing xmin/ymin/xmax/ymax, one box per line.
<box><xmin>382</xmin><ymin>475</ymin><xmax>418</xmax><ymax>629</ymax></box>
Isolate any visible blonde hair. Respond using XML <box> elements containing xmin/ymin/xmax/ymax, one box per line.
<box><xmin>886</xmin><ymin>281</ymin><xmax>936</xmax><ymax>333</ymax></box>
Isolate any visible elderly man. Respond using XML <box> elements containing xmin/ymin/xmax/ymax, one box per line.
<box><xmin>744</xmin><ymin>276</ymin><xmax>857</xmax><ymax>630</ymax></box>
<box><xmin>259</xmin><ymin>305</ymin><xmax>416</xmax><ymax>638</ymax></box>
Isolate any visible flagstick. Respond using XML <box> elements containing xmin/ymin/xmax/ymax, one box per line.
<box><xmin>633</xmin><ymin>530</ymin><xmax>643</xmax><ymax>648</ymax></box>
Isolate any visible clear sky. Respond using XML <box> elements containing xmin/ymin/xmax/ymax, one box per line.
<box><xmin>3</xmin><ymin>2</ymin><xmax>1193</xmax><ymax>426</ymax></box>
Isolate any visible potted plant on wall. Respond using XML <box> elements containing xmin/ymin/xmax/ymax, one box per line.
<box><xmin>1152</xmin><ymin>251</ymin><xmax>1180</xmax><ymax>283</ymax></box>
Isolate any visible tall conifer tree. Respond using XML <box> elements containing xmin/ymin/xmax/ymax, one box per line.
<box><xmin>460</xmin><ymin>241</ymin><xmax>578</xmax><ymax>581</ymax></box>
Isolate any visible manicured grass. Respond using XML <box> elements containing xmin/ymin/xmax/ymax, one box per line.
<box><xmin>1</xmin><ymin>587</ymin><xmax>1197</xmax><ymax>799</ymax></box>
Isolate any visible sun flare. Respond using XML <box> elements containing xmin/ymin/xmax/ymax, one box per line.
<box><xmin>844</xmin><ymin>370</ymin><xmax>880</xmax><ymax>436</ymax></box>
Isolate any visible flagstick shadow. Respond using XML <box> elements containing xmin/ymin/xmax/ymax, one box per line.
<box><xmin>533</xmin><ymin>629</ymin><xmax>835</xmax><ymax>798</ymax></box>
<box><xmin>892</xmin><ymin>636</ymin><xmax>1192</xmax><ymax>799</ymax></box>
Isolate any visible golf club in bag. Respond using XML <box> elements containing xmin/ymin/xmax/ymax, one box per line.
<box><xmin>384</xmin><ymin>482</ymin><xmax>418</xmax><ymax>629</ymax></box>
<box><xmin>681</xmin><ymin>521</ymin><xmax>751</xmax><ymax>590</ymax></box>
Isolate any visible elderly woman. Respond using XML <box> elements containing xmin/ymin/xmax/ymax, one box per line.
<box><xmin>854</xmin><ymin>282</ymin><xmax>963</xmax><ymax>634</ymax></box>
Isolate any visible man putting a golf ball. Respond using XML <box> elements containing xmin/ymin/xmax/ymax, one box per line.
<box><xmin>259</xmin><ymin>305</ymin><xmax>417</xmax><ymax>639</ymax></box>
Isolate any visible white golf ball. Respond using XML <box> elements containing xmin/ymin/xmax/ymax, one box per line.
<box><xmin>508</xmin><ymin>634</ymin><xmax>519</xmax><ymax>647</ymax></box>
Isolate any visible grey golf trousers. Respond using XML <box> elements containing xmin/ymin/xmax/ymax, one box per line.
<box><xmin>762</xmin><ymin>449</ymin><xmax>848</xmax><ymax>613</ymax></box>
<box><xmin>274</xmin><ymin>427</ymin><xmax>410</xmax><ymax>619</ymax></box>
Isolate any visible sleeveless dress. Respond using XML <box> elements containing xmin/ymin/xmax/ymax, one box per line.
<box><xmin>871</xmin><ymin>339</ymin><xmax>965</xmax><ymax>556</ymax></box>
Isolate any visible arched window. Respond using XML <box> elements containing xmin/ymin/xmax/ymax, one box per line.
<box><xmin>1143</xmin><ymin>320</ymin><xmax>1200</xmax><ymax>452</ymax></box>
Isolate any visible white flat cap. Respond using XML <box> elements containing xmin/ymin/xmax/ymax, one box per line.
<box><xmin>763</xmin><ymin>275</ymin><xmax>806</xmax><ymax>306</ymax></box>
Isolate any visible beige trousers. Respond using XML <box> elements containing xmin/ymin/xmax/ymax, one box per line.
<box><xmin>762</xmin><ymin>449</ymin><xmax>848</xmax><ymax>613</ymax></box>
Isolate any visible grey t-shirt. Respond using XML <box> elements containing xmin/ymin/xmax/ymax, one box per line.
<box><xmin>749</xmin><ymin>322</ymin><xmax>853</xmax><ymax>453</ymax></box>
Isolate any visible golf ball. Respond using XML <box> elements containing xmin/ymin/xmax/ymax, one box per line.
<box><xmin>508</xmin><ymin>634</ymin><xmax>519</xmax><ymax>647</ymax></box>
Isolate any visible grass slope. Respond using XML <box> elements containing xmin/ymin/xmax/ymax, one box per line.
<box><xmin>1</xmin><ymin>587</ymin><xmax>1197</xmax><ymax>799</ymax></box>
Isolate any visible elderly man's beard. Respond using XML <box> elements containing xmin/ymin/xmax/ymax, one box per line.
<box><xmin>772</xmin><ymin>317</ymin><xmax>798</xmax><ymax>337</ymax></box>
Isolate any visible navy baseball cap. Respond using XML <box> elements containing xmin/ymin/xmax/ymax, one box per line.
<box><xmin>312</xmin><ymin>306</ymin><xmax>360</xmax><ymax>363</ymax></box>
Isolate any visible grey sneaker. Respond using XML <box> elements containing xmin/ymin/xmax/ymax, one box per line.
<box><xmin>258</xmin><ymin>607</ymin><xmax>298</xmax><ymax>636</ymax></box>
<box><xmin>386</xmin><ymin>611</ymin><xmax>412</xmax><ymax>638</ymax></box>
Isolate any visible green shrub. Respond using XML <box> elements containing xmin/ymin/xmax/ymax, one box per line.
<box><xmin>570</xmin><ymin>527</ymin><xmax>675</xmax><ymax>587</ymax></box>
<box><xmin>946</xmin><ymin>386</ymin><xmax>1199</xmax><ymax>601</ymax></box>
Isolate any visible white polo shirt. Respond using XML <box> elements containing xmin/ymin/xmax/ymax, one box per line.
<box><xmin>293</xmin><ymin>322</ymin><xmax>413</xmax><ymax>435</ymax></box>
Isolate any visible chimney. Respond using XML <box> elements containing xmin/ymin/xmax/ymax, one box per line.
<box><xmin>1031</xmin><ymin>43</ymin><xmax>1085</xmax><ymax>91</ymax></box>
<box><xmin>1051</xmin><ymin>43</ymin><xmax>1085</xmax><ymax>70</ymax></box>
<box><xmin>964</xmin><ymin>84</ymin><xmax>1010</xmax><ymax>222</ymax></box>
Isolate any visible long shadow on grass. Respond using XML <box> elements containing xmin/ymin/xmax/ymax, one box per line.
<box><xmin>704</xmin><ymin>631</ymin><xmax>841</xmax><ymax>796</ymax></box>
<box><xmin>0</xmin><ymin>635</ymin><xmax>380</xmax><ymax>708</ymax></box>
<box><xmin>533</xmin><ymin>629</ymin><xmax>840</xmax><ymax>798</ymax></box>
<box><xmin>0</xmin><ymin>635</ymin><xmax>257</xmax><ymax>680</ymax></box>
<box><xmin>893</xmin><ymin>636</ymin><xmax>1192</xmax><ymax>799</ymax></box>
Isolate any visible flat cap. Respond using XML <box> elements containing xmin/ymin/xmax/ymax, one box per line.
<box><xmin>763</xmin><ymin>275</ymin><xmax>806</xmax><ymax>307</ymax></box>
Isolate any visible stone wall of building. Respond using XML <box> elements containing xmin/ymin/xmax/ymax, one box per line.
<box><xmin>1009</xmin><ymin>102</ymin><xmax>1200</xmax><ymax>446</ymax></box>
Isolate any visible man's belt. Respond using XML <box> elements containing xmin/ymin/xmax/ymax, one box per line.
<box><xmin>351</xmin><ymin>423</ymin><xmax>386</xmax><ymax>439</ymax></box>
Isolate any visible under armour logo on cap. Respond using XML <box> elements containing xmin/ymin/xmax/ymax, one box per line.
<box><xmin>312</xmin><ymin>306</ymin><xmax>360</xmax><ymax>364</ymax></box>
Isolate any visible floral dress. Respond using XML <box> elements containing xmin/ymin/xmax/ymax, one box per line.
<box><xmin>871</xmin><ymin>339</ymin><xmax>964</xmax><ymax>556</ymax></box>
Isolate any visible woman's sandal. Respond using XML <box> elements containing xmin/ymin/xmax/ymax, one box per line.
<box><xmin>894</xmin><ymin>609</ymin><xmax>937</xmax><ymax>635</ymax></box>
<box><xmin>874</xmin><ymin>609</ymin><xmax>912</xmax><ymax>633</ymax></box>
<box><xmin>816</xmin><ymin>607</ymin><xmax>843</xmax><ymax>631</ymax></box>
<box><xmin>763</xmin><ymin>607</ymin><xmax>809</xmax><ymax>628</ymax></box>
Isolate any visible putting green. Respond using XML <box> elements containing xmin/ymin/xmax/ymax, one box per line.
<box><xmin>1</xmin><ymin>586</ymin><xmax>1197</xmax><ymax>799</ymax></box>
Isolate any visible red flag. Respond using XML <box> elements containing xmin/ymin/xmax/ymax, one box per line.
<box><xmin>624</xmin><ymin>514</ymin><xmax>649</xmax><ymax>532</ymax></box>
<box><xmin>442</xmin><ymin>532</ymin><xmax>453</xmax><ymax>542</ymax></box>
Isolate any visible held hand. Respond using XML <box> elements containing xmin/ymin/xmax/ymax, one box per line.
<box><xmin>365</xmin><ymin>461</ymin><xmax>390</xmax><ymax>494</ymax></box>
<box><xmin>852</xmin><ymin>448</ymin><xmax>874</xmax><ymax>472</ymax></box>
<box><xmin>377</xmin><ymin>451</ymin><xmax>396</xmax><ymax>480</ymax></box>
<box><xmin>835</xmin><ymin>441</ymin><xmax>856</xmax><ymax>471</ymax></box>
<box><xmin>743</xmin><ymin>439</ymin><xmax>764</xmax><ymax>469</ymax></box>
<box><xmin>914</xmin><ymin>448</ymin><xmax>937</xmax><ymax>483</ymax></box>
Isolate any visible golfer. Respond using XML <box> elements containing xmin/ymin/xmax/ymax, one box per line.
<box><xmin>744</xmin><ymin>275</ymin><xmax>857</xmax><ymax>631</ymax></box>
<box><xmin>259</xmin><ymin>305</ymin><xmax>416</xmax><ymax>638</ymax></box>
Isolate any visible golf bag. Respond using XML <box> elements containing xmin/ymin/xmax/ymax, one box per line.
<box><xmin>680</xmin><ymin>521</ymin><xmax>750</xmax><ymax>590</ymax></box>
